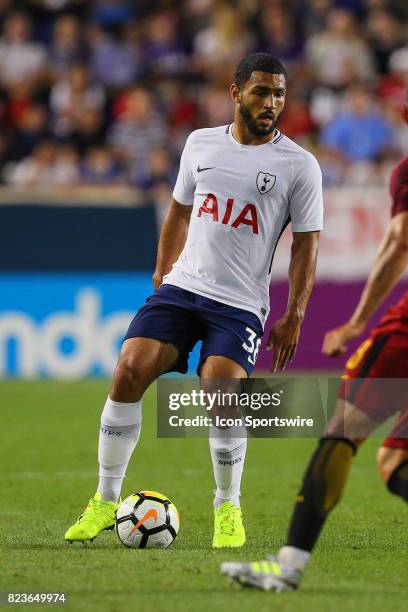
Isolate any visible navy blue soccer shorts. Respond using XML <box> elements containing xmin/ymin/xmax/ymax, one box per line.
<box><xmin>123</xmin><ymin>284</ymin><xmax>264</xmax><ymax>376</ymax></box>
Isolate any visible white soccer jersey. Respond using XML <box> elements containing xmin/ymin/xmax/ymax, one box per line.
<box><xmin>164</xmin><ymin>124</ymin><xmax>323</xmax><ymax>326</ymax></box>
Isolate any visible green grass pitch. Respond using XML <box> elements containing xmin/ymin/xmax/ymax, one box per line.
<box><xmin>1</xmin><ymin>380</ymin><xmax>407</xmax><ymax>612</ymax></box>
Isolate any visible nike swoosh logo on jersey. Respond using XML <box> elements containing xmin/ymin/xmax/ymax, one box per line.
<box><xmin>197</xmin><ymin>165</ymin><xmax>216</xmax><ymax>172</ymax></box>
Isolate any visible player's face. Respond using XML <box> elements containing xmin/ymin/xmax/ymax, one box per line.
<box><xmin>237</xmin><ymin>72</ymin><xmax>286</xmax><ymax>137</ymax></box>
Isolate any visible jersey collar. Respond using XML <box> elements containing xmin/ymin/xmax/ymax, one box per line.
<box><xmin>226</xmin><ymin>124</ymin><xmax>282</xmax><ymax>147</ymax></box>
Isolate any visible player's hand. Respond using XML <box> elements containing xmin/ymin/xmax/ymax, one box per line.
<box><xmin>322</xmin><ymin>321</ymin><xmax>365</xmax><ymax>357</ymax></box>
<box><xmin>266</xmin><ymin>315</ymin><xmax>301</xmax><ymax>372</ymax></box>
<box><xmin>152</xmin><ymin>271</ymin><xmax>163</xmax><ymax>290</ymax></box>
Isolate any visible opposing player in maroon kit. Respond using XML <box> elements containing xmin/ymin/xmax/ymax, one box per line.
<box><xmin>222</xmin><ymin>103</ymin><xmax>408</xmax><ymax>591</ymax></box>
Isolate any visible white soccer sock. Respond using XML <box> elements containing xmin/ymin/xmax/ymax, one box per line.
<box><xmin>209</xmin><ymin>425</ymin><xmax>247</xmax><ymax>508</ymax></box>
<box><xmin>278</xmin><ymin>546</ymin><xmax>311</xmax><ymax>571</ymax></box>
<box><xmin>97</xmin><ymin>397</ymin><xmax>142</xmax><ymax>502</ymax></box>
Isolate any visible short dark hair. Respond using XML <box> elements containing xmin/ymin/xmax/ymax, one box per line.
<box><xmin>234</xmin><ymin>53</ymin><xmax>287</xmax><ymax>87</ymax></box>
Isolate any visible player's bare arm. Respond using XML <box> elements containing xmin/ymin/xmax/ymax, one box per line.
<box><xmin>267</xmin><ymin>231</ymin><xmax>320</xmax><ymax>371</ymax></box>
<box><xmin>153</xmin><ymin>198</ymin><xmax>193</xmax><ymax>289</ymax></box>
<box><xmin>323</xmin><ymin>211</ymin><xmax>408</xmax><ymax>356</ymax></box>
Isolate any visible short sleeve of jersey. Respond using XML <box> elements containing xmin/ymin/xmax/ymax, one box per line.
<box><xmin>391</xmin><ymin>157</ymin><xmax>408</xmax><ymax>217</ymax></box>
<box><xmin>172</xmin><ymin>133</ymin><xmax>196</xmax><ymax>206</ymax></box>
<box><xmin>289</xmin><ymin>154</ymin><xmax>323</xmax><ymax>232</ymax></box>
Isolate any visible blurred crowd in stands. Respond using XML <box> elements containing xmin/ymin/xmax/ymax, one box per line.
<box><xmin>0</xmin><ymin>0</ymin><xmax>407</xmax><ymax>203</ymax></box>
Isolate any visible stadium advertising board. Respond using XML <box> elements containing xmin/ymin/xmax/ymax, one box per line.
<box><xmin>0</xmin><ymin>274</ymin><xmax>150</xmax><ymax>379</ymax></box>
<box><xmin>272</xmin><ymin>188</ymin><xmax>390</xmax><ymax>279</ymax></box>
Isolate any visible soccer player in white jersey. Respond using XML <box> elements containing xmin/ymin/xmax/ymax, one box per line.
<box><xmin>65</xmin><ymin>53</ymin><xmax>323</xmax><ymax>547</ymax></box>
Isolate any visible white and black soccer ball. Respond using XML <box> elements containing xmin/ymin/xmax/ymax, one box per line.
<box><xmin>116</xmin><ymin>490</ymin><xmax>179</xmax><ymax>549</ymax></box>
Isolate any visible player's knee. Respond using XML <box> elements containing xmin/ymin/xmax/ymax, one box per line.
<box><xmin>201</xmin><ymin>355</ymin><xmax>247</xmax><ymax>379</ymax></box>
<box><xmin>111</xmin><ymin>360</ymin><xmax>145</xmax><ymax>400</ymax></box>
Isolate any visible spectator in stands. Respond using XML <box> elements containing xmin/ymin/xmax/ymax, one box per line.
<box><xmin>89</xmin><ymin>22</ymin><xmax>141</xmax><ymax>90</ymax></box>
<box><xmin>198</xmin><ymin>83</ymin><xmax>232</xmax><ymax>127</ymax></box>
<box><xmin>303</xmin><ymin>0</ymin><xmax>332</xmax><ymax>37</ymax></box>
<box><xmin>0</xmin><ymin>0</ymin><xmax>404</xmax><ymax>193</ymax></box>
<box><xmin>377</xmin><ymin>46</ymin><xmax>408</xmax><ymax>114</ymax></box>
<box><xmin>108</xmin><ymin>86</ymin><xmax>167</xmax><ymax>182</ymax></box>
<box><xmin>193</xmin><ymin>3</ymin><xmax>254</xmax><ymax>80</ymax></box>
<box><xmin>321</xmin><ymin>84</ymin><xmax>394</xmax><ymax>162</ymax></box>
<box><xmin>143</xmin><ymin>10</ymin><xmax>190</xmax><ymax>78</ymax></box>
<box><xmin>315</xmin><ymin>147</ymin><xmax>345</xmax><ymax>188</ymax></box>
<box><xmin>305</xmin><ymin>7</ymin><xmax>375</xmax><ymax>88</ymax></box>
<box><xmin>8</xmin><ymin>140</ymin><xmax>56</xmax><ymax>188</ymax></box>
<box><xmin>366</xmin><ymin>8</ymin><xmax>404</xmax><ymax>74</ymax></box>
<box><xmin>0</xmin><ymin>12</ymin><xmax>47</xmax><ymax>89</ymax></box>
<box><xmin>70</xmin><ymin>107</ymin><xmax>106</xmax><ymax>155</ymax></box>
<box><xmin>48</xmin><ymin>15</ymin><xmax>87</xmax><ymax>78</ymax></box>
<box><xmin>11</xmin><ymin>104</ymin><xmax>51</xmax><ymax>160</ymax></box>
<box><xmin>164</xmin><ymin>78</ymin><xmax>199</xmax><ymax>138</ymax></box>
<box><xmin>7</xmin><ymin>140</ymin><xmax>81</xmax><ymax>187</ymax></box>
<box><xmin>380</xmin><ymin>47</ymin><xmax>408</xmax><ymax>157</ymax></box>
<box><xmin>132</xmin><ymin>147</ymin><xmax>176</xmax><ymax>192</ymax></box>
<box><xmin>50</xmin><ymin>63</ymin><xmax>105</xmax><ymax>137</ymax></box>
<box><xmin>80</xmin><ymin>145</ymin><xmax>124</xmax><ymax>185</ymax></box>
<box><xmin>279</xmin><ymin>95</ymin><xmax>315</xmax><ymax>143</ymax></box>
<box><xmin>135</xmin><ymin>148</ymin><xmax>177</xmax><ymax>222</ymax></box>
<box><xmin>5</xmin><ymin>82</ymin><xmax>37</xmax><ymax>129</ymax></box>
<box><xmin>52</xmin><ymin>143</ymin><xmax>80</xmax><ymax>185</ymax></box>
<box><xmin>257</xmin><ymin>6</ymin><xmax>303</xmax><ymax>69</ymax></box>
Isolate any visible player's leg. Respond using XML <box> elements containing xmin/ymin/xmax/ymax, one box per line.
<box><xmin>378</xmin><ymin>447</ymin><xmax>408</xmax><ymax>501</ymax></box>
<box><xmin>96</xmin><ymin>337</ymin><xmax>179</xmax><ymax>504</ymax></box>
<box><xmin>221</xmin><ymin>399</ymin><xmax>369</xmax><ymax>589</ymax></box>
<box><xmin>278</xmin><ymin>405</ymin><xmax>366</xmax><ymax>568</ymax></box>
<box><xmin>291</xmin><ymin>422</ymin><xmax>408</xmax><ymax>533</ymax></box>
<box><xmin>197</xmin><ymin>296</ymin><xmax>263</xmax><ymax>549</ymax></box>
<box><xmin>274</xmin><ymin>350</ymin><xmax>408</xmax><ymax>585</ymax></box>
<box><xmin>201</xmin><ymin>356</ymin><xmax>248</xmax><ymax>548</ymax></box>
<box><xmin>65</xmin><ymin>337</ymin><xmax>179</xmax><ymax>543</ymax></box>
<box><xmin>222</xmin><ymin>333</ymin><xmax>402</xmax><ymax>589</ymax></box>
<box><xmin>65</xmin><ymin>286</ymin><xmax>199</xmax><ymax>542</ymax></box>
<box><xmin>378</xmin><ymin>411</ymin><xmax>408</xmax><ymax>503</ymax></box>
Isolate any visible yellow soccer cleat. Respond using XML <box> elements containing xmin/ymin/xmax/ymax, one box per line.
<box><xmin>221</xmin><ymin>556</ymin><xmax>301</xmax><ymax>591</ymax></box>
<box><xmin>64</xmin><ymin>493</ymin><xmax>118</xmax><ymax>543</ymax></box>
<box><xmin>212</xmin><ymin>501</ymin><xmax>246</xmax><ymax>548</ymax></box>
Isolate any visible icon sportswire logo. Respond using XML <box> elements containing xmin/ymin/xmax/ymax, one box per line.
<box><xmin>129</xmin><ymin>508</ymin><xmax>159</xmax><ymax>535</ymax></box>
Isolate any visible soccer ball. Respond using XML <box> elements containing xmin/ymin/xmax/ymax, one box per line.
<box><xmin>115</xmin><ymin>490</ymin><xmax>179</xmax><ymax>549</ymax></box>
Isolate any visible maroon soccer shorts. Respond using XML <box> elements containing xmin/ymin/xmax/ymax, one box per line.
<box><xmin>383</xmin><ymin>410</ymin><xmax>408</xmax><ymax>450</ymax></box>
<box><xmin>337</xmin><ymin>332</ymin><xmax>408</xmax><ymax>450</ymax></box>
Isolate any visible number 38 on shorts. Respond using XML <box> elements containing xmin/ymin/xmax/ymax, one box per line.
<box><xmin>242</xmin><ymin>327</ymin><xmax>262</xmax><ymax>365</ymax></box>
